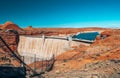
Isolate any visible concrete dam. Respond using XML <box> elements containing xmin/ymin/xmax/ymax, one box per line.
<box><xmin>17</xmin><ymin>36</ymin><xmax>86</xmax><ymax>64</ymax></box>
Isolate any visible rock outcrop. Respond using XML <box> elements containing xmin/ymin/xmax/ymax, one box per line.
<box><xmin>25</xmin><ymin>26</ymin><xmax>33</xmax><ymax>30</ymax></box>
<box><xmin>1</xmin><ymin>21</ymin><xmax>23</xmax><ymax>31</ymax></box>
<box><xmin>0</xmin><ymin>29</ymin><xmax>20</xmax><ymax>66</ymax></box>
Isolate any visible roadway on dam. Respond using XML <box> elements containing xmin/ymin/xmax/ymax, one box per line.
<box><xmin>24</xmin><ymin>36</ymin><xmax>94</xmax><ymax>44</ymax></box>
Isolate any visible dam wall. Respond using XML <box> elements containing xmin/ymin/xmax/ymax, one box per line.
<box><xmin>18</xmin><ymin>36</ymin><xmax>83</xmax><ymax>64</ymax></box>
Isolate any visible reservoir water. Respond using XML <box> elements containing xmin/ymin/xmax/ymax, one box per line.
<box><xmin>72</xmin><ymin>32</ymin><xmax>99</xmax><ymax>41</ymax></box>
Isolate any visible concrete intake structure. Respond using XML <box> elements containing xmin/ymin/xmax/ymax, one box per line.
<box><xmin>17</xmin><ymin>36</ymin><xmax>84</xmax><ymax>64</ymax></box>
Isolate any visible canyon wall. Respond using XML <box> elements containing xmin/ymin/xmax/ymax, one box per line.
<box><xmin>0</xmin><ymin>30</ymin><xmax>20</xmax><ymax>66</ymax></box>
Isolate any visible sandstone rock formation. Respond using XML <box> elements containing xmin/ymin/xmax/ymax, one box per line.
<box><xmin>0</xmin><ymin>29</ymin><xmax>20</xmax><ymax>66</ymax></box>
<box><xmin>1</xmin><ymin>21</ymin><xmax>120</xmax><ymax>78</ymax></box>
<box><xmin>2</xmin><ymin>21</ymin><xmax>23</xmax><ymax>31</ymax></box>
<box><xmin>25</xmin><ymin>26</ymin><xmax>33</xmax><ymax>30</ymax></box>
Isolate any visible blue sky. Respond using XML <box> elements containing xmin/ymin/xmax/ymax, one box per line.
<box><xmin>0</xmin><ymin>0</ymin><xmax>120</xmax><ymax>28</ymax></box>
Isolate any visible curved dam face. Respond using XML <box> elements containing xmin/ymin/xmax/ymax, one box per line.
<box><xmin>17</xmin><ymin>36</ymin><xmax>84</xmax><ymax>64</ymax></box>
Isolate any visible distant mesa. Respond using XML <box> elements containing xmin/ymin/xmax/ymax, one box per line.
<box><xmin>25</xmin><ymin>26</ymin><xmax>33</xmax><ymax>30</ymax></box>
<box><xmin>1</xmin><ymin>21</ymin><xmax>23</xmax><ymax>31</ymax></box>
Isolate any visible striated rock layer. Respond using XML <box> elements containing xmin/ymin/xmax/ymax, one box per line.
<box><xmin>0</xmin><ymin>30</ymin><xmax>20</xmax><ymax>67</ymax></box>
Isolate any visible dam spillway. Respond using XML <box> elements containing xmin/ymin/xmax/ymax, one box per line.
<box><xmin>17</xmin><ymin>36</ymin><xmax>83</xmax><ymax>64</ymax></box>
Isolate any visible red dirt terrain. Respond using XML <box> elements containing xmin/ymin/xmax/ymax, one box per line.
<box><xmin>41</xmin><ymin>29</ymin><xmax>120</xmax><ymax>78</ymax></box>
<box><xmin>24</xmin><ymin>26</ymin><xmax>109</xmax><ymax>35</ymax></box>
<box><xmin>0</xmin><ymin>22</ymin><xmax>120</xmax><ymax>78</ymax></box>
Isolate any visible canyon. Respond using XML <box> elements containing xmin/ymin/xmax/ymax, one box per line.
<box><xmin>0</xmin><ymin>21</ymin><xmax>120</xmax><ymax>78</ymax></box>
